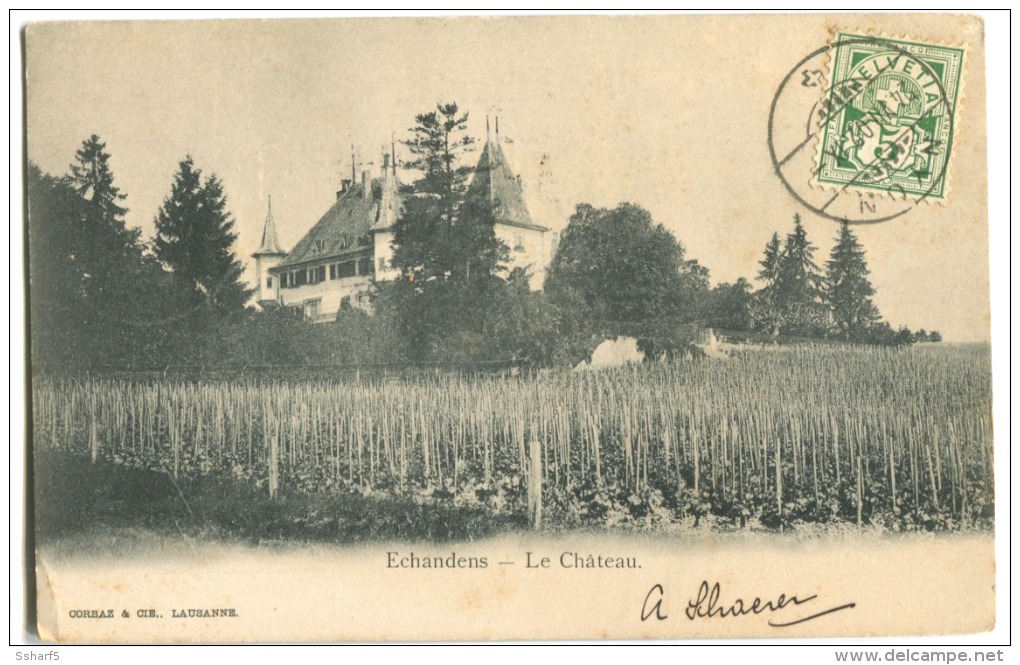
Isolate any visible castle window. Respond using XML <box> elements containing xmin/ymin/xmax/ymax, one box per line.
<box><xmin>338</xmin><ymin>233</ymin><xmax>351</xmax><ymax>249</ymax></box>
<box><xmin>339</xmin><ymin>261</ymin><xmax>356</xmax><ymax>279</ymax></box>
<box><xmin>313</xmin><ymin>239</ymin><xmax>326</xmax><ymax>253</ymax></box>
<box><xmin>340</xmin><ymin>295</ymin><xmax>351</xmax><ymax>311</ymax></box>
<box><xmin>266</xmin><ymin>276</ymin><xmax>273</xmax><ymax>289</ymax></box>
<box><xmin>378</xmin><ymin>257</ymin><xmax>388</xmax><ymax>271</ymax></box>
<box><xmin>358</xmin><ymin>257</ymin><xmax>373</xmax><ymax>276</ymax></box>
<box><xmin>329</xmin><ymin>264</ymin><xmax>337</xmax><ymax>280</ymax></box>
<box><xmin>514</xmin><ymin>234</ymin><xmax>525</xmax><ymax>252</ymax></box>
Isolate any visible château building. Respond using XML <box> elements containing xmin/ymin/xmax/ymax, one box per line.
<box><xmin>253</xmin><ymin>125</ymin><xmax>552</xmax><ymax>322</ymax></box>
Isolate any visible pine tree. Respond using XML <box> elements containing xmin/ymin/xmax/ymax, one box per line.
<box><xmin>777</xmin><ymin>214</ymin><xmax>825</xmax><ymax>335</ymax></box>
<box><xmin>825</xmin><ymin>221</ymin><xmax>879</xmax><ymax>339</ymax></box>
<box><xmin>31</xmin><ymin>138</ymin><xmax>176</xmax><ymax>366</ymax></box>
<box><xmin>66</xmin><ymin>135</ymin><xmax>143</xmax><ymax>297</ymax></box>
<box><xmin>750</xmin><ymin>232</ymin><xmax>785</xmax><ymax>337</ymax></box>
<box><xmin>69</xmin><ymin>134</ymin><xmax>129</xmax><ymax>222</ymax></box>
<box><xmin>392</xmin><ymin>102</ymin><xmax>507</xmax><ymax>285</ymax></box>
<box><xmin>385</xmin><ymin>103</ymin><xmax>510</xmax><ymax>361</ymax></box>
<box><xmin>778</xmin><ymin>215</ymin><xmax>822</xmax><ymax>304</ymax></box>
<box><xmin>154</xmin><ymin>156</ymin><xmax>251</xmax><ymax>312</ymax></box>
<box><xmin>757</xmin><ymin>232</ymin><xmax>783</xmax><ymax>285</ymax></box>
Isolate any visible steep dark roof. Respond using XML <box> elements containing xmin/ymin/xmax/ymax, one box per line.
<box><xmin>274</xmin><ymin>175</ymin><xmax>402</xmax><ymax>269</ymax></box>
<box><xmin>467</xmin><ymin>139</ymin><xmax>548</xmax><ymax>231</ymax></box>
<box><xmin>253</xmin><ymin>198</ymin><xmax>286</xmax><ymax>256</ymax></box>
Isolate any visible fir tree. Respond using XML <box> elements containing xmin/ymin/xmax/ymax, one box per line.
<box><xmin>751</xmin><ymin>216</ymin><xmax>826</xmax><ymax>337</ymax></box>
<box><xmin>69</xmin><ymin>134</ymin><xmax>129</xmax><ymax>222</ymax></box>
<box><xmin>778</xmin><ymin>214</ymin><xmax>823</xmax><ymax>308</ymax></box>
<box><xmin>385</xmin><ymin>103</ymin><xmax>510</xmax><ymax>361</ymax></box>
<box><xmin>154</xmin><ymin>156</ymin><xmax>251</xmax><ymax>312</ymax></box>
<box><xmin>777</xmin><ymin>214</ymin><xmax>825</xmax><ymax>335</ymax></box>
<box><xmin>31</xmin><ymin>138</ymin><xmax>176</xmax><ymax>366</ymax></box>
<box><xmin>825</xmin><ymin>221</ymin><xmax>879</xmax><ymax>339</ymax></box>
<box><xmin>757</xmin><ymin>232</ymin><xmax>783</xmax><ymax>286</ymax></box>
<box><xmin>392</xmin><ymin>102</ymin><xmax>507</xmax><ymax>285</ymax></box>
<box><xmin>66</xmin><ymin>135</ymin><xmax>143</xmax><ymax>297</ymax></box>
<box><xmin>751</xmin><ymin>232</ymin><xmax>785</xmax><ymax>337</ymax></box>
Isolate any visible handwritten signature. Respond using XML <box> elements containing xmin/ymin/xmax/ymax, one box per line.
<box><xmin>641</xmin><ymin>581</ymin><xmax>855</xmax><ymax>627</ymax></box>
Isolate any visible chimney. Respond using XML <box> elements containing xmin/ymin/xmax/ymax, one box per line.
<box><xmin>382</xmin><ymin>153</ymin><xmax>390</xmax><ymax>176</ymax></box>
<box><xmin>362</xmin><ymin>170</ymin><xmax>370</xmax><ymax>200</ymax></box>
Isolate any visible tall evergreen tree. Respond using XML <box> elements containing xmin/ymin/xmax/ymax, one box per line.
<box><xmin>757</xmin><ymin>232</ymin><xmax>783</xmax><ymax>286</ymax></box>
<box><xmin>778</xmin><ymin>214</ymin><xmax>823</xmax><ymax>308</ymax></box>
<box><xmin>777</xmin><ymin>214</ymin><xmax>825</xmax><ymax>335</ymax></box>
<box><xmin>751</xmin><ymin>232</ymin><xmax>785</xmax><ymax>337</ymax></box>
<box><xmin>69</xmin><ymin>134</ymin><xmax>130</xmax><ymax>223</ymax></box>
<box><xmin>392</xmin><ymin>102</ymin><xmax>507</xmax><ymax>285</ymax></box>
<box><xmin>66</xmin><ymin>135</ymin><xmax>144</xmax><ymax>299</ymax></box>
<box><xmin>825</xmin><ymin>221</ymin><xmax>879</xmax><ymax>339</ymax></box>
<box><xmin>750</xmin><ymin>216</ymin><xmax>826</xmax><ymax>337</ymax></box>
<box><xmin>153</xmin><ymin>156</ymin><xmax>251</xmax><ymax>312</ymax></box>
<box><xmin>30</xmin><ymin>138</ymin><xmax>177</xmax><ymax>367</ymax></box>
<box><xmin>385</xmin><ymin>103</ymin><xmax>510</xmax><ymax>361</ymax></box>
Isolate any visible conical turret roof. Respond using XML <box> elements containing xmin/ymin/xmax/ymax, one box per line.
<box><xmin>253</xmin><ymin>196</ymin><xmax>286</xmax><ymax>257</ymax></box>
<box><xmin>467</xmin><ymin>138</ymin><xmax>548</xmax><ymax>231</ymax></box>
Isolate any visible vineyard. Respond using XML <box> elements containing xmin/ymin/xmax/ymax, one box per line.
<box><xmin>33</xmin><ymin>344</ymin><xmax>994</xmax><ymax>534</ymax></box>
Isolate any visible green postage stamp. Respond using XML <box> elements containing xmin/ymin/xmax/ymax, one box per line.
<box><xmin>815</xmin><ymin>33</ymin><xmax>965</xmax><ymax>202</ymax></box>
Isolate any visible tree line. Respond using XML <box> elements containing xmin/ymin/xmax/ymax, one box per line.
<box><xmin>28</xmin><ymin>135</ymin><xmax>252</xmax><ymax>369</ymax></box>
<box><xmin>27</xmin><ymin>111</ymin><xmax>939</xmax><ymax>372</ymax></box>
<box><xmin>706</xmin><ymin>214</ymin><xmax>939</xmax><ymax>346</ymax></box>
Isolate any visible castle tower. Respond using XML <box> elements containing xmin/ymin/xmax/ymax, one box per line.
<box><xmin>252</xmin><ymin>196</ymin><xmax>287</xmax><ymax>305</ymax></box>
<box><xmin>467</xmin><ymin>117</ymin><xmax>550</xmax><ymax>289</ymax></box>
<box><xmin>370</xmin><ymin>141</ymin><xmax>404</xmax><ymax>282</ymax></box>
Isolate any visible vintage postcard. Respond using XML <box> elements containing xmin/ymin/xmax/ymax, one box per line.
<box><xmin>23</xmin><ymin>13</ymin><xmax>996</xmax><ymax>643</ymax></box>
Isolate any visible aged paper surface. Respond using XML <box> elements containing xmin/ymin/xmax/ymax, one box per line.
<box><xmin>25</xmin><ymin>13</ymin><xmax>994</xmax><ymax>643</ymax></box>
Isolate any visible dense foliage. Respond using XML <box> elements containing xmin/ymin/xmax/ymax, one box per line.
<box><xmin>28</xmin><ymin>124</ymin><xmax>941</xmax><ymax>375</ymax></box>
<box><xmin>154</xmin><ymin>156</ymin><xmax>251</xmax><ymax>312</ymax></box>
<box><xmin>28</xmin><ymin>145</ymin><xmax>180</xmax><ymax>367</ymax></box>
<box><xmin>545</xmin><ymin>202</ymin><xmax>709</xmax><ymax>361</ymax></box>
<box><xmin>28</xmin><ymin>127</ymin><xmax>972</xmax><ymax>542</ymax></box>
<box><xmin>745</xmin><ymin>214</ymin><xmax>936</xmax><ymax>345</ymax></box>
<box><xmin>826</xmin><ymin>221</ymin><xmax>880</xmax><ymax>340</ymax></box>
<box><xmin>379</xmin><ymin>103</ymin><xmax>562</xmax><ymax>364</ymax></box>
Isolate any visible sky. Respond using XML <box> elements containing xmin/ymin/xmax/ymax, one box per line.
<box><xmin>24</xmin><ymin>14</ymin><xmax>993</xmax><ymax>341</ymax></box>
